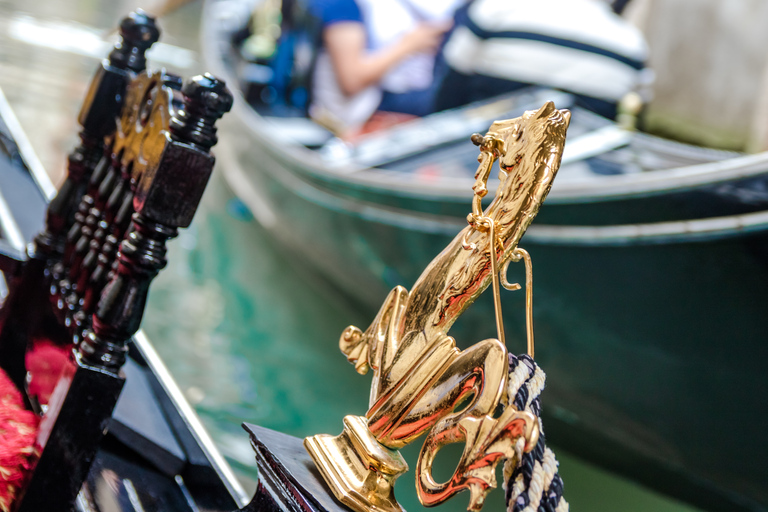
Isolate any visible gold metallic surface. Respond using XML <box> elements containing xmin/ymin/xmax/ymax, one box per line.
<box><xmin>112</xmin><ymin>70</ymin><xmax>175</xmax><ymax>183</ymax></box>
<box><xmin>488</xmin><ymin>219</ymin><xmax>506</xmax><ymax>346</ymax></box>
<box><xmin>503</xmin><ymin>248</ymin><xmax>535</xmax><ymax>358</ymax></box>
<box><xmin>305</xmin><ymin>102</ymin><xmax>570</xmax><ymax>512</ymax></box>
<box><xmin>306</xmin><ymin>416</ymin><xmax>409</xmax><ymax>512</ymax></box>
<box><xmin>416</xmin><ymin>405</ymin><xmax>540</xmax><ymax>510</ymax></box>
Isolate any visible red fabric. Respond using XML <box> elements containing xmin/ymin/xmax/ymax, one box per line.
<box><xmin>0</xmin><ymin>369</ymin><xmax>39</xmax><ymax>511</ymax></box>
<box><xmin>25</xmin><ymin>341</ymin><xmax>71</xmax><ymax>406</ymax></box>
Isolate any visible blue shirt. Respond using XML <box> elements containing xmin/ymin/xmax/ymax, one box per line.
<box><xmin>309</xmin><ymin>0</ymin><xmax>362</xmax><ymax>27</ymax></box>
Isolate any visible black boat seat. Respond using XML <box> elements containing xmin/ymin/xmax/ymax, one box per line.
<box><xmin>0</xmin><ymin>10</ymin><xmax>233</xmax><ymax>512</ymax></box>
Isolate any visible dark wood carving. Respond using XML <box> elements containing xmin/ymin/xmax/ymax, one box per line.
<box><xmin>0</xmin><ymin>11</ymin><xmax>161</xmax><ymax>392</ymax></box>
<box><xmin>36</xmin><ymin>10</ymin><xmax>159</xmax><ymax>259</ymax></box>
<box><xmin>1</xmin><ymin>11</ymin><xmax>233</xmax><ymax>511</ymax></box>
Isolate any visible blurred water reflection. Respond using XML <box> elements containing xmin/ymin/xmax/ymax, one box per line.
<box><xmin>0</xmin><ymin>0</ymin><xmax>701</xmax><ymax>510</ymax></box>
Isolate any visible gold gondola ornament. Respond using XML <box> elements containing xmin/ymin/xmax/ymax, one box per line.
<box><xmin>305</xmin><ymin>101</ymin><xmax>571</xmax><ymax>512</ymax></box>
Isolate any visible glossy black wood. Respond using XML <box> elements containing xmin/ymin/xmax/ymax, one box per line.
<box><xmin>36</xmin><ymin>10</ymin><xmax>159</xmax><ymax>259</ymax></box>
<box><xmin>0</xmin><ymin>9</ymin><xmax>234</xmax><ymax>510</ymax></box>
<box><xmin>18</xmin><ymin>356</ymin><xmax>126</xmax><ymax>512</ymax></box>
<box><xmin>82</xmin><ymin>72</ymin><xmax>232</xmax><ymax>372</ymax></box>
<box><xmin>16</xmin><ymin>73</ymin><xmax>232</xmax><ymax>511</ymax></box>
<box><xmin>0</xmin><ymin>74</ymin><xmax>241</xmax><ymax>512</ymax></box>
<box><xmin>239</xmin><ymin>424</ymin><xmax>350</xmax><ymax>512</ymax></box>
<box><xmin>0</xmin><ymin>8</ymin><xmax>159</xmax><ymax>391</ymax></box>
<box><xmin>109</xmin><ymin>356</ymin><xmax>186</xmax><ymax>476</ymax></box>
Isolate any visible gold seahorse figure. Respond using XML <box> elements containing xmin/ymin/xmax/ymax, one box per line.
<box><xmin>305</xmin><ymin>102</ymin><xmax>571</xmax><ymax>512</ymax></box>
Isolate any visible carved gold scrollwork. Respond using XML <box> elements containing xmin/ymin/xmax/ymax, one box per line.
<box><xmin>417</xmin><ymin>407</ymin><xmax>540</xmax><ymax>511</ymax></box>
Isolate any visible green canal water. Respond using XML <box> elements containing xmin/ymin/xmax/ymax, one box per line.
<box><xmin>143</xmin><ymin>172</ymin><xmax>700</xmax><ymax>512</ymax></box>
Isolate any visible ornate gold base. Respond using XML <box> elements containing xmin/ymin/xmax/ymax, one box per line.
<box><xmin>304</xmin><ymin>415</ymin><xmax>409</xmax><ymax>512</ymax></box>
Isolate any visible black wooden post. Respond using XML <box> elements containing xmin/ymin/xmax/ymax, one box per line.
<box><xmin>37</xmin><ymin>10</ymin><xmax>159</xmax><ymax>259</ymax></box>
<box><xmin>15</xmin><ymin>74</ymin><xmax>232</xmax><ymax>512</ymax></box>
<box><xmin>51</xmin><ymin>12</ymin><xmax>160</xmax><ymax>324</ymax></box>
<box><xmin>0</xmin><ymin>13</ymin><xmax>159</xmax><ymax>392</ymax></box>
<box><xmin>73</xmin><ymin>73</ymin><xmax>185</xmax><ymax>333</ymax></box>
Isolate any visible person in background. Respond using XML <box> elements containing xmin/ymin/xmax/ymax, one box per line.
<box><xmin>434</xmin><ymin>0</ymin><xmax>652</xmax><ymax>120</ymax></box>
<box><xmin>309</xmin><ymin>0</ymin><xmax>464</xmax><ymax>135</ymax></box>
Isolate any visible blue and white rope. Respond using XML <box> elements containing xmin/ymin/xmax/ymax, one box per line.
<box><xmin>503</xmin><ymin>354</ymin><xmax>568</xmax><ymax>512</ymax></box>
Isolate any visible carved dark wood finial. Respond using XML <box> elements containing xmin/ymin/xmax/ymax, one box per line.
<box><xmin>35</xmin><ymin>11</ymin><xmax>161</xmax><ymax>259</ymax></box>
<box><xmin>10</xmin><ymin>20</ymin><xmax>236</xmax><ymax>512</ymax></box>
<box><xmin>79</xmin><ymin>72</ymin><xmax>232</xmax><ymax>371</ymax></box>
<box><xmin>79</xmin><ymin>10</ymin><xmax>159</xmax><ymax>140</ymax></box>
<box><xmin>170</xmin><ymin>73</ymin><xmax>233</xmax><ymax>150</ymax></box>
<box><xmin>108</xmin><ymin>10</ymin><xmax>160</xmax><ymax>73</ymax></box>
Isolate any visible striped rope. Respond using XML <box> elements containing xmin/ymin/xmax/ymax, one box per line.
<box><xmin>503</xmin><ymin>354</ymin><xmax>568</xmax><ymax>512</ymax></box>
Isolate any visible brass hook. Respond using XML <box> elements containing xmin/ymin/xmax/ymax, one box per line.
<box><xmin>501</xmin><ymin>249</ymin><xmax>535</xmax><ymax>359</ymax></box>
<box><xmin>486</xmin><ymin>219</ymin><xmax>505</xmax><ymax>347</ymax></box>
<box><xmin>464</xmin><ymin>133</ymin><xmax>504</xmax><ymax>251</ymax></box>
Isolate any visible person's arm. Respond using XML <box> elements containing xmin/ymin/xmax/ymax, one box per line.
<box><xmin>323</xmin><ymin>21</ymin><xmax>448</xmax><ymax>96</ymax></box>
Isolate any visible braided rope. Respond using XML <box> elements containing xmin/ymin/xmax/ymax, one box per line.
<box><xmin>503</xmin><ymin>354</ymin><xmax>568</xmax><ymax>512</ymax></box>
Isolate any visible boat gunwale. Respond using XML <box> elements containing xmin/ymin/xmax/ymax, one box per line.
<box><xmin>217</xmin><ymin>135</ymin><xmax>768</xmax><ymax>246</ymax></box>
<box><xmin>0</xmin><ymin>87</ymin><xmax>51</xmax><ymax>248</ymax></box>
<box><xmin>133</xmin><ymin>332</ymin><xmax>250</xmax><ymax>508</ymax></box>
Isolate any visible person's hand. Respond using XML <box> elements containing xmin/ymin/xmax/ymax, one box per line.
<box><xmin>400</xmin><ymin>22</ymin><xmax>452</xmax><ymax>55</ymax></box>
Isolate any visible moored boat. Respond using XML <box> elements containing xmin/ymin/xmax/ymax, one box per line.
<box><xmin>203</xmin><ymin>1</ymin><xmax>768</xmax><ymax>510</ymax></box>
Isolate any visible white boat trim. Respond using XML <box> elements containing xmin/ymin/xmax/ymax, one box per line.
<box><xmin>559</xmin><ymin>124</ymin><xmax>633</xmax><ymax>165</ymax></box>
<box><xmin>219</xmin><ymin>127</ymin><xmax>768</xmax><ymax>246</ymax></box>
<box><xmin>546</xmin><ymin>150</ymin><xmax>768</xmax><ymax>203</ymax></box>
<box><xmin>0</xmin><ymin>89</ymin><xmax>40</xmax><ymax>248</ymax></box>
<box><xmin>0</xmin><ymin>185</ymin><xmax>25</xmax><ymax>250</ymax></box>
